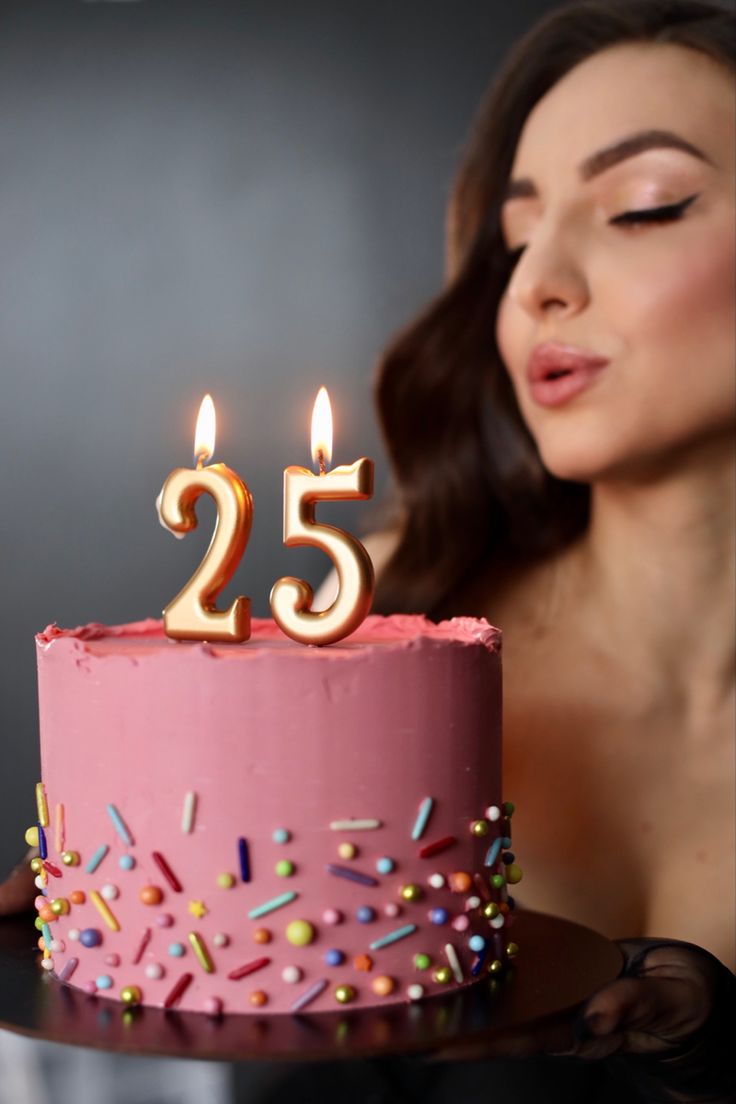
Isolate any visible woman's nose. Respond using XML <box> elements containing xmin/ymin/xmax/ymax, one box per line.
<box><xmin>506</xmin><ymin>232</ymin><xmax>589</xmax><ymax>320</ymax></box>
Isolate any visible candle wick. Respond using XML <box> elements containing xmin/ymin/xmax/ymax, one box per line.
<box><xmin>317</xmin><ymin>450</ymin><xmax>327</xmax><ymax>476</ymax></box>
<box><xmin>195</xmin><ymin>452</ymin><xmax>207</xmax><ymax>471</ymax></box>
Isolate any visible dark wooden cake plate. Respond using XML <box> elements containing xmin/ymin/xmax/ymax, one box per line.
<box><xmin>0</xmin><ymin>910</ymin><xmax>622</xmax><ymax>1061</ymax></box>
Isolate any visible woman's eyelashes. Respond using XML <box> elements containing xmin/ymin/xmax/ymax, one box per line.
<box><xmin>503</xmin><ymin>192</ymin><xmax>701</xmax><ymax>265</ymax></box>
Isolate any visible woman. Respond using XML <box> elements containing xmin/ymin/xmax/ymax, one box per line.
<box><xmin>2</xmin><ymin>1</ymin><xmax>733</xmax><ymax>1100</ymax></box>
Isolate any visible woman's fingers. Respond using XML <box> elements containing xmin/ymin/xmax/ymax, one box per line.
<box><xmin>0</xmin><ymin>850</ymin><xmax>38</xmax><ymax>916</ymax></box>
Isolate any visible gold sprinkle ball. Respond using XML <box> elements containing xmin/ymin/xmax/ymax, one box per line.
<box><xmin>433</xmin><ymin>966</ymin><xmax>453</xmax><ymax>985</ymax></box>
<box><xmin>285</xmin><ymin>919</ymin><xmax>315</xmax><ymax>947</ymax></box>
<box><xmin>483</xmin><ymin>902</ymin><xmax>499</xmax><ymax>920</ymax></box>
<box><xmin>400</xmin><ymin>883</ymin><xmax>422</xmax><ymax>903</ymax></box>
<box><xmin>249</xmin><ymin>989</ymin><xmax>268</xmax><ymax>1007</ymax></box>
<box><xmin>217</xmin><ymin>872</ymin><xmax>236</xmax><ymax>889</ymax></box>
<box><xmin>335</xmin><ymin>984</ymin><xmax>356</xmax><ymax>1004</ymax></box>
<box><xmin>61</xmin><ymin>850</ymin><xmax>80</xmax><ymax>867</ymax></box>
<box><xmin>50</xmin><ymin>898</ymin><xmax>70</xmax><ymax>916</ymax></box>
<box><xmin>30</xmin><ymin>858</ymin><xmax>44</xmax><ymax>874</ymax></box>
<box><xmin>120</xmin><ymin>985</ymin><xmax>142</xmax><ymax>1005</ymax></box>
<box><xmin>489</xmin><ymin>959</ymin><xmax>503</xmax><ymax>975</ymax></box>
<box><xmin>253</xmin><ymin>928</ymin><xmax>272</xmax><ymax>945</ymax></box>
<box><xmin>506</xmin><ymin>863</ymin><xmax>523</xmax><ymax>884</ymax></box>
<box><xmin>337</xmin><ymin>842</ymin><xmax>357</xmax><ymax>860</ymax></box>
<box><xmin>470</xmin><ymin>819</ymin><xmax>490</xmax><ymax>837</ymax></box>
<box><xmin>24</xmin><ymin>827</ymin><xmax>40</xmax><ymax>848</ymax></box>
<box><xmin>371</xmin><ymin>975</ymin><xmax>395</xmax><ymax>997</ymax></box>
<box><xmin>506</xmin><ymin>942</ymin><xmax>520</xmax><ymax>958</ymax></box>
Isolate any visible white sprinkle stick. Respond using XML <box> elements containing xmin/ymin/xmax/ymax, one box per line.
<box><xmin>411</xmin><ymin>797</ymin><xmax>434</xmax><ymax>841</ymax></box>
<box><xmin>445</xmin><ymin>942</ymin><xmax>464</xmax><ymax>984</ymax></box>
<box><xmin>182</xmin><ymin>791</ymin><xmax>197</xmax><ymax>834</ymax></box>
<box><xmin>329</xmin><ymin>819</ymin><xmax>382</xmax><ymax>831</ymax></box>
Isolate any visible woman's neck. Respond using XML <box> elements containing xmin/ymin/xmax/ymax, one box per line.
<box><xmin>567</xmin><ymin>434</ymin><xmax>735</xmax><ymax>719</ymax></box>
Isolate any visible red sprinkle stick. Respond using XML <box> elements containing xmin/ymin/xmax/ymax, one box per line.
<box><xmin>227</xmin><ymin>957</ymin><xmax>271</xmax><ymax>981</ymax></box>
<box><xmin>163</xmin><ymin>972</ymin><xmax>194</xmax><ymax>1009</ymax></box>
<box><xmin>152</xmin><ymin>851</ymin><xmax>183</xmax><ymax>892</ymax></box>
<box><xmin>42</xmin><ymin>861</ymin><xmax>62</xmax><ymax>878</ymax></box>
<box><xmin>418</xmin><ymin>835</ymin><xmax>457</xmax><ymax>859</ymax></box>
<box><xmin>132</xmin><ymin>927</ymin><xmax>152</xmax><ymax>965</ymax></box>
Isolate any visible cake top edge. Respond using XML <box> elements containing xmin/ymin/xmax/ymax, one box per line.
<box><xmin>35</xmin><ymin>614</ymin><xmax>501</xmax><ymax>654</ymax></box>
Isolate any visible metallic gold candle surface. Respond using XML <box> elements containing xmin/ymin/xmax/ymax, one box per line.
<box><xmin>270</xmin><ymin>387</ymin><xmax>375</xmax><ymax>646</ymax></box>
<box><xmin>158</xmin><ymin>394</ymin><xmax>253</xmax><ymax>642</ymax></box>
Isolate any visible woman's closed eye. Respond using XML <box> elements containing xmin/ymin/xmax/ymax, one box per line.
<box><xmin>504</xmin><ymin>192</ymin><xmax>701</xmax><ymax>265</ymax></box>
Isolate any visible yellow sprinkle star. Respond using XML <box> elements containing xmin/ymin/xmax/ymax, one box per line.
<box><xmin>188</xmin><ymin>899</ymin><xmax>208</xmax><ymax>919</ymax></box>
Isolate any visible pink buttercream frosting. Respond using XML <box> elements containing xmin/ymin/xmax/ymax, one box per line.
<box><xmin>34</xmin><ymin>614</ymin><xmax>508</xmax><ymax>1015</ymax></box>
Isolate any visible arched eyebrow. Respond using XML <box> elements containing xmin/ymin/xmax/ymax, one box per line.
<box><xmin>503</xmin><ymin>128</ymin><xmax>711</xmax><ymax>201</ymax></box>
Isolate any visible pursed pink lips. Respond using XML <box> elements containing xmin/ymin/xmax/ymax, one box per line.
<box><xmin>526</xmin><ymin>342</ymin><xmax>610</xmax><ymax>407</ymax></box>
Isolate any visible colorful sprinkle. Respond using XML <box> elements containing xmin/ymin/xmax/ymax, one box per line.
<box><xmin>451</xmin><ymin>915</ymin><xmax>470</xmax><ymax>932</ymax></box>
<box><xmin>238</xmin><ymin>837</ymin><xmax>250</xmax><ymax>882</ymax></box>
<box><xmin>285</xmin><ymin>920</ymin><xmax>315</xmax><ymax>947</ymax></box>
<box><xmin>275</xmin><ymin>860</ymin><xmax>295</xmax><ymax>877</ymax></box>
<box><xmin>120</xmin><ymin>985</ymin><xmax>142</xmax><ymax>1005</ymax></box>
<box><xmin>80</xmin><ymin>928</ymin><xmax>102</xmax><ymax>948</ymax></box>
<box><xmin>49</xmin><ymin>898</ymin><xmax>69</xmax><ymax>916</ymax></box>
<box><xmin>96</xmin><ymin>975</ymin><xmax>113</xmax><ymax>990</ymax></box>
<box><xmin>90</xmin><ymin>891</ymin><xmax>120</xmax><ymax>932</ymax></box>
<box><xmin>290</xmin><ymin>978</ymin><xmax>328</xmax><ymax>1012</ymax></box>
<box><xmin>204</xmin><ymin>996</ymin><xmax>223</xmax><ymax>1015</ymax></box>
<box><xmin>412</xmin><ymin>797</ymin><xmax>438</xmax><ymax>843</ymax></box>
<box><xmin>42</xmin><ymin>861</ymin><xmax>61</xmax><ymax>878</ymax></box>
<box><xmin>156</xmin><ymin>912</ymin><xmax>174</xmax><ymax>928</ymax></box>
<box><xmin>506</xmin><ymin>941</ymin><xmax>520</xmax><ymax>958</ymax></box>
<box><xmin>188</xmin><ymin>899</ymin><xmax>208</xmax><ymax>918</ymax></box>
<box><xmin>471</xmin><ymin>947</ymin><xmax>488</xmax><ymax>977</ymax></box>
<box><xmin>272</xmin><ymin>828</ymin><xmax>291</xmax><ymax>844</ymax></box>
<box><xmin>227</xmin><ymin>956</ymin><xmax>271</xmax><ymax>980</ymax></box>
<box><xmin>118</xmin><ymin>855</ymin><xmax>135</xmax><ymax>871</ymax></box>
<box><xmin>485</xmin><ymin>805</ymin><xmax>501</xmax><ymax>822</ymax></box>
<box><xmin>67</xmin><ymin>928</ymin><xmax>80</xmax><ymax>942</ymax></box>
<box><xmin>335</xmin><ymin>984</ymin><xmax>355</xmax><ymax>1004</ymax></box>
<box><xmin>407</xmin><ymin>983</ymin><xmax>424</xmax><ymax>1001</ymax></box>
<box><xmin>100</xmin><ymin>884</ymin><xmax>119</xmax><ymax>901</ymax></box>
<box><xmin>36</xmin><ymin>783</ymin><xmax>49</xmax><ymax>828</ymax></box>
<box><xmin>249</xmin><ymin>989</ymin><xmax>268</xmax><ymax>1007</ymax></box>
<box><xmin>55</xmin><ymin>804</ymin><xmax>65</xmax><ymax>852</ymax></box>
<box><xmin>471</xmin><ymin>819</ymin><xmax>491</xmax><ymax>837</ymax></box>
<box><xmin>188</xmin><ymin>932</ymin><xmax>214</xmax><ymax>973</ymax></box>
<box><xmin>132</xmin><ymin>928</ymin><xmax>152</xmax><ymax>965</ymax></box>
<box><xmin>145</xmin><ymin>962</ymin><xmax>164</xmax><ymax>980</ymax></box>
<box><xmin>369</xmin><ymin>924</ymin><xmax>417</xmax><ymax>951</ymax></box>
<box><xmin>490</xmin><ymin>914</ymin><xmax>506</xmax><ymax>930</ymax></box>
<box><xmin>253</xmin><ymin>928</ymin><xmax>271</xmax><ymax>945</ymax></box>
<box><xmin>247</xmin><ymin>891</ymin><xmax>298</xmax><ymax>920</ymax></box>
<box><xmin>139</xmin><ymin>885</ymin><xmax>164</xmax><ymax>906</ymax></box>
<box><xmin>281</xmin><ymin>965</ymin><xmax>302</xmax><ymax>984</ymax></box>
<box><xmin>329</xmin><ymin>819</ymin><xmax>381</xmax><ymax>831</ymax></box>
<box><xmin>375</xmin><ymin>857</ymin><xmax>395</xmax><ymax>875</ymax></box>
<box><xmin>151</xmin><ymin>852</ymin><xmax>182</xmax><ymax>892</ymax></box>
<box><xmin>503</xmin><ymin>802</ymin><xmax>515</xmax><ymax>816</ymax></box>
<box><xmin>324</xmin><ymin>949</ymin><xmax>344</xmax><ymax>966</ymax></box>
<box><xmin>85</xmin><ymin>844</ymin><xmax>109</xmax><ymax>875</ymax></box>
<box><xmin>59</xmin><ymin>957</ymin><xmax>78</xmax><ymax>982</ymax></box>
<box><xmin>322</xmin><ymin>908</ymin><xmax>343</xmax><ymax>925</ymax></box>
<box><xmin>433</xmin><ymin>966</ymin><xmax>452</xmax><ymax>984</ymax></box>
<box><xmin>413</xmin><ymin>953</ymin><xmax>431</xmax><ymax>970</ymax></box>
<box><xmin>428</xmin><ymin>873</ymin><xmax>446</xmax><ymax>889</ymax></box>
<box><xmin>181</xmin><ymin>791</ymin><xmax>197</xmax><ymax>834</ymax></box>
<box><xmin>354</xmin><ymin>954</ymin><xmax>373</xmax><ymax>971</ymax></box>
<box><xmin>325</xmin><ymin>863</ymin><xmax>378</xmax><ymax>887</ymax></box>
<box><xmin>506</xmin><ymin>863</ymin><xmax>523</xmax><ymax>884</ymax></box>
<box><xmin>469</xmin><ymin>935</ymin><xmax>486</xmax><ymax>953</ymax></box>
<box><xmin>399</xmin><ymin>884</ymin><xmax>422</xmax><ymax>902</ymax></box>
<box><xmin>213</xmin><ymin>933</ymin><xmax>229</xmax><ymax>948</ymax></box>
<box><xmin>217</xmin><ymin>873</ymin><xmax>236</xmax><ymax>889</ymax></box>
<box><xmin>445</xmin><ymin>942</ymin><xmax>464</xmax><ymax>983</ymax></box>
<box><xmin>104</xmin><ymin>953</ymin><xmax>120</xmax><ymax>967</ymax></box>
<box><xmin>168</xmin><ymin>943</ymin><xmax>186</xmax><ymax>957</ymax></box>
<box><xmin>372</xmin><ymin>975</ymin><xmax>395</xmax><ymax>996</ymax></box>
<box><xmin>337</xmin><ymin>842</ymin><xmax>357</xmax><ymax>860</ymax></box>
<box><xmin>429</xmin><ymin>908</ymin><xmax>449</xmax><ymax>926</ymax></box>
<box><xmin>163</xmin><ymin>972</ymin><xmax>193</xmax><ymax>1009</ymax></box>
<box><xmin>484</xmin><ymin>838</ymin><xmax>502</xmax><ymax>867</ymax></box>
<box><xmin>106</xmin><ymin>804</ymin><xmax>134</xmax><ymax>847</ymax></box>
<box><xmin>38</xmin><ymin>826</ymin><xmax>48</xmax><ymax>860</ymax></box>
<box><xmin>418</xmin><ymin>835</ymin><xmax>456</xmax><ymax>859</ymax></box>
<box><xmin>25</xmin><ymin>826</ymin><xmax>39</xmax><ymax>848</ymax></box>
<box><xmin>383</xmin><ymin>902</ymin><xmax>401</xmax><ymax>918</ymax></box>
<box><xmin>356</xmin><ymin>906</ymin><xmax>376</xmax><ymax>924</ymax></box>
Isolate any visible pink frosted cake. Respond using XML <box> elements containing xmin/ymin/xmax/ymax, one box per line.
<box><xmin>28</xmin><ymin>614</ymin><xmax>520</xmax><ymax>1015</ymax></box>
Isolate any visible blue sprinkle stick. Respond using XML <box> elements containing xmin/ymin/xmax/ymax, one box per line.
<box><xmin>238</xmin><ymin>837</ymin><xmax>250</xmax><ymax>882</ymax></box>
<box><xmin>85</xmin><ymin>844</ymin><xmax>109</xmax><ymax>874</ymax></box>
<box><xmin>471</xmin><ymin>946</ymin><xmax>489</xmax><ymax>977</ymax></box>
<box><xmin>38</xmin><ymin>825</ymin><xmax>48</xmax><ymax>860</ymax></box>
<box><xmin>369</xmin><ymin>924</ymin><xmax>418</xmax><ymax>951</ymax></box>
<box><xmin>325</xmin><ymin>863</ymin><xmax>378</xmax><ymax>887</ymax></box>
<box><xmin>106</xmin><ymin>804</ymin><xmax>134</xmax><ymax>847</ymax></box>
<box><xmin>290</xmin><ymin>978</ymin><xmax>328</xmax><ymax>1012</ymax></box>
<box><xmin>484</xmin><ymin>838</ymin><xmax>502</xmax><ymax>867</ymax></box>
<box><xmin>411</xmin><ymin>797</ymin><xmax>434</xmax><ymax>841</ymax></box>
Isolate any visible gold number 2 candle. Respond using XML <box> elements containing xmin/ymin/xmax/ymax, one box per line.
<box><xmin>158</xmin><ymin>394</ymin><xmax>253</xmax><ymax>643</ymax></box>
<box><xmin>270</xmin><ymin>387</ymin><xmax>374</xmax><ymax>645</ymax></box>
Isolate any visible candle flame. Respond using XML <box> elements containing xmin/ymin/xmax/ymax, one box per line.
<box><xmin>310</xmin><ymin>386</ymin><xmax>332</xmax><ymax>472</ymax></box>
<box><xmin>194</xmin><ymin>394</ymin><xmax>216</xmax><ymax>467</ymax></box>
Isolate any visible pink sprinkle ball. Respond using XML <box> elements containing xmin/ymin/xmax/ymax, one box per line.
<box><xmin>322</xmin><ymin>908</ymin><xmax>343</xmax><ymax>926</ymax></box>
<box><xmin>34</xmin><ymin>895</ymin><xmax>47</xmax><ymax>910</ymax></box>
<box><xmin>451</xmin><ymin>915</ymin><xmax>470</xmax><ymax>932</ymax></box>
<box><xmin>155</xmin><ymin>913</ymin><xmax>174</xmax><ymax>928</ymax></box>
<box><xmin>104</xmin><ymin>954</ymin><xmax>121</xmax><ymax>967</ymax></box>
<box><xmin>383</xmin><ymin>902</ymin><xmax>401</xmax><ymax>919</ymax></box>
<box><xmin>49</xmin><ymin>940</ymin><xmax>64</xmax><ymax>953</ymax></box>
<box><xmin>213</xmin><ymin>933</ymin><xmax>229</xmax><ymax>948</ymax></box>
<box><xmin>204</xmin><ymin>996</ymin><xmax>223</xmax><ymax>1016</ymax></box>
<box><xmin>144</xmin><ymin>962</ymin><xmax>164</xmax><ymax>980</ymax></box>
<box><xmin>83</xmin><ymin>981</ymin><xmax>97</xmax><ymax>995</ymax></box>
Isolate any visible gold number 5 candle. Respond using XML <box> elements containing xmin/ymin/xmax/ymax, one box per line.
<box><xmin>158</xmin><ymin>394</ymin><xmax>253</xmax><ymax>643</ymax></box>
<box><xmin>270</xmin><ymin>387</ymin><xmax>374</xmax><ymax>645</ymax></box>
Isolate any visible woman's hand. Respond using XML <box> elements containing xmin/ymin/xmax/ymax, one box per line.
<box><xmin>0</xmin><ymin>850</ymin><xmax>38</xmax><ymax>916</ymax></box>
<box><xmin>431</xmin><ymin>939</ymin><xmax>735</xmax><ymax>1102</ymax></box>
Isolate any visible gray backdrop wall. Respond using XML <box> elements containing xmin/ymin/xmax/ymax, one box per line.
<box><xmin>0</xmin><ymin>0</ymin><xmax>553</xmax><ymax>872</ymax></box>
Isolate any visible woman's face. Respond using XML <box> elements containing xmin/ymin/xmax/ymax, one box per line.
<box><xmin>495</xmin><ymin>43</ymin><xmax>735</xmax><ymax>484</ymax></box>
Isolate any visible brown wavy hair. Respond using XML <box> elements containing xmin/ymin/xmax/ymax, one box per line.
<box><xmin>374</xmin><ymin>0</ymin><xmax>735</xmax><ymax>617</ymax></box>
